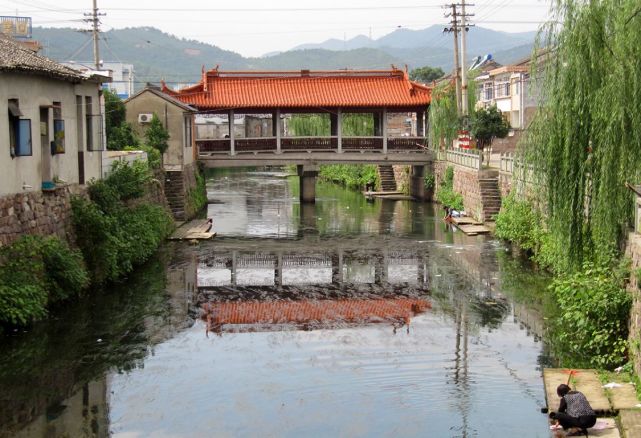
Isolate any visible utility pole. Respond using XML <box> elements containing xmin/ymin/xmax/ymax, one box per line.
<box><xmin>460</xmin><ymin>1</ymin><xmax>474</xmax><ymax>118</ymax></box>
<box><xmin>84</xmin><ymin>0</ymin><xmax>104</xmax><ymax>70</ymax></box>
<box><xmin>444</xmin><ymin>4</ymin><xmax>462</xmax><ymax>116</ymax></box>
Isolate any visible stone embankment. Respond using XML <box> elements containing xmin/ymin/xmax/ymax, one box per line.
<box><xmin>0</xmin><ymin>185</ymin><xmax>87</xmax><ymax>247</ymax></box>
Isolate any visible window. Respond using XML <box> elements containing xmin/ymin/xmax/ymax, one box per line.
<box><xmin>483</xmin><ymin>82</ymin><xmax>494</xmax><ymax>101</ymax></box>
<box><xmin>496</xmin><ymin>82</ymin><xmax>510</xmax><ymax>98</ymax></box>
<box><xmin>8</xmin><ymin>99</ymin><xmax>32</xmax><ymax>157</ymax></box>
<box><xmin>184</xmin><ymin>115</ymin><xmax>193</xmax><ymax>147</ymax></box>
<box><xmin>85</xmin><ymin>96</ymin><xmax>94</xmax><ymax>150</ymax></box>
<box><xmin>53</xmin><ymin>102</ymin><xmax>65</xmax><ymax>154</ymax></box>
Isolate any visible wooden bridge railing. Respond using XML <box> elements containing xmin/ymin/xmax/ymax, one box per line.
<box><xmin>196</xmin><ymin>136</ymin><xmax>428</xmax><ymax>154</ymax></box>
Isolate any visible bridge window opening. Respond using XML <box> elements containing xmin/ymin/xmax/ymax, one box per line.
<box><xmin>386</xmin><ymin>112</ymin><xmax>416</xmax><ymax>137</ymax></box>
<box><xmin>286</xmin><ymin>113</ymin><xmax>331</xmax><ymax>137</ymax></box>
<box><xmin>342</xmin><ymin>113</ymin><xmax>375</xmax><ymax>136</ymax></box>
<box><xmin>242</xmin><ymin>114</ymin><xmax>274</xmax><ymax>138</ymax></box>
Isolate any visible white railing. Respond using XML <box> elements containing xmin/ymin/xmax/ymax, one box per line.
<box><xmin>500</xmin><ymin>152</ymin><xmax>515</xmax><ymax>174</ymax></box>
<box><xmin>445</xmin><ymin>148</ymin><xmax>482</xmax><ymax>170</ymax></box>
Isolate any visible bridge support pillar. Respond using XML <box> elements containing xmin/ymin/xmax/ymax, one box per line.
<box><xmin>417</xmin><ymin>110</ymin><xmax>426</xmax><ymax>137</ymax></box>
<box><xmin>409</xmin><ymin>164</ymin><xmax>433</xmax><ymax>201</ymax></box>
<box><xmin>331</xmin><ymin>109</ymin><xmax>342</xmax><ymax>152</ymax></box>
<box><xmin>297</xmin><ymin>164</ymin><xmax>319</xmax><ymax>203</ymax></box>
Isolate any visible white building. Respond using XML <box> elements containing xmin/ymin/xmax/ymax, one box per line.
<box><xmin>0</xmin><ymin>35</ymin><xmax>108</xmax><ymax>196</ymax></box>
<box><xmin>65</xmin><ymin>61</ymin><xmax>134</xmax><ymax>99</ymax></box>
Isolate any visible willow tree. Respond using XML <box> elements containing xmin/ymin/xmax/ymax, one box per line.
<box><xmin>521</xmin><ymin>0</ymin><xmax>641</xmax><ymax>270</ymax></box>
<box><xmin>428</xmin><ymin>72</ymin><xmax>478</xmax><ymax>148</ymax></box>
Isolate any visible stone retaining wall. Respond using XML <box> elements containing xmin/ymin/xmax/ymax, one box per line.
<box><xmin>392</xmin><ymin>165</ymin><xmax>410</xmax><ymax>194</ymax></box>
<box><xmin>499</xmin><ymin>171</ymin><xmax>513</xmax><ymax>198</ymax></box>
<box><xmin>434</xmin><ymin>160</ymin><xmax>484</xmax><ymax>221</ymax></box>
<box><xmin>0</xmin><ymin>185</ymin><xmax>88</xmax><ymax>247</ymax></box>
<box><xmin>452</xmin><ymin>166</ymin><xmax>484</xmax><ymax>221</ymax></box>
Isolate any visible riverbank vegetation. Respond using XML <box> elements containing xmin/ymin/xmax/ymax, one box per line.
<box><xmin>318</xmin><ymin>165</ymin><xmax>378</xmax><ymax>190</ymax></box>
<box><xmin>72</xmin><ymin>161</ymin><xmax>173</xmax><ymax>284</ymax></box>
<box><xmin>187</xmin><ymin>165</ymin><xmax>208</xmax><ymax>213</ymax></box>
<box><xmin>0</xmin><ymin>162</ymin><xmax>173</xmax><ymax>330</ymax></box>
<box><xmin>290</xmin><ymin>113</ymin><xmax>378</xmax><ymax>189</ymax></box>
<box><xmin>0</xmin><ymin>236</ymin><xmax>89</xmax><ymax>328</ymax></box>
<box><xmin>435</xmin><ymin>166</ymin><xmax>464</xmax><ymax>211</ymax></box>
<box><xmin>495</xmin><ymin>0</ymin><xmax>641</xmax><ymax>368</ymax></box>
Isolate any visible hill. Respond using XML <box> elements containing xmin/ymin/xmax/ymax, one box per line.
<box><xmin>291</xmin><ymin>24</ymin><xmax>536</xmax><ymax>54</ymax></box>
<box><xmin>31</xmin><ymin>26</ymin><xmax>536</xmax><ymax>89</ymax></box>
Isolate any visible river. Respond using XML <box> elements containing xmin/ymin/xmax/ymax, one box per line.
<box><xmin>0</xmin><ymin>168</ymin><xmax>553</xmax><ymax>438</ymax></box>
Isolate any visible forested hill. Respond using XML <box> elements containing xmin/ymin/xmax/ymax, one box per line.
<box><xmin>32</xmin><ymin>26</ymin><xmax>533</xmax><ymax>89</ymax></box>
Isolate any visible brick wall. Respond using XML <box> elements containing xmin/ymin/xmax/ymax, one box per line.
<box><xmin>0</xmin><ymin>185</ymin><xmax>88</xmax><ymax>247</ymax></box>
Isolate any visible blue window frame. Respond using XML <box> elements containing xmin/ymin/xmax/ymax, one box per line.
<box><xmin>15</xmin><ymin>119</ymin><xmax>32</xmax><ymax>156</ymax></box>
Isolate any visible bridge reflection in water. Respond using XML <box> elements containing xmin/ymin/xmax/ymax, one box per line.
<box><xmin>198</xmin><ymin>248</ymin><xmax>429</xmax><ymax>288</ymax></box>
<box><xmin>197</xmin><ymin>243</ymin><xmax>431</xmax><ymax>335</ymax></box>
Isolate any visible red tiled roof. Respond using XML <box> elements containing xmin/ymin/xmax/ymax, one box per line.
<box><xmin>162</xmin><ymin>68</ymin><xmax>432</xmax><ymax>110</ymax></box>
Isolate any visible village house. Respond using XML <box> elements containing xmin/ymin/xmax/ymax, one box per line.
<box><xmin>124</xmin><ymin>86</ymin><xmax>199</xmax><ymax>220</ymax></box>
<box><xmin>475</xmin><ymin>63</ymin><xmax>534</xmax><ymax>130</ymax></box>
<box><xmin>0</xmin><ymin>34</ymin><xmax>108</xmax><ymax>245</ymax></box>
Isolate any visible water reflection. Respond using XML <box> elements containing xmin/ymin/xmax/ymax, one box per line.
<box><xmin>0</xmin><ymin>169</ymin><xmax>553</xmax><ymax>438</ymax></box>
<box><xmin>201</xmin><ymin>298</ymin><xmax>430</xmax><ymax>336</ymax></box>
<box><xmin>0</xmin><ymin>246</ymin><xmax>197</xmax><ymax>438</ymax></box>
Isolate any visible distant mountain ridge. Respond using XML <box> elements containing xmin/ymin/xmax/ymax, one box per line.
<box><xmin>31</xmin><ymin>26</ymin><xmax>535</xmax><ymax>90</ymax></box>
<box><xmin>290</xmin><ymin>24</ymin><xmax>536</xmax><ymax>54</ymax></box>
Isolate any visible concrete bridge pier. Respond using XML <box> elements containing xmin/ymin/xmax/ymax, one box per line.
<box><xmin>298</xmin><ymin>164</ymin><xmax>319</xmax><ymax>203</ymax></box>
<box><xmin>409</xmin><ymin>164</ymin><xmax>433</xmax><ymax>201</ymax></box>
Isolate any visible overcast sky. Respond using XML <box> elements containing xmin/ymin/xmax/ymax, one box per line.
<box><xmin>0</xmin><ymin>0</ymin><xmax>551</xmax><ymax>57</ymax></box>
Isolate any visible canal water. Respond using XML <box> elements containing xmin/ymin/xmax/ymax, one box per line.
<box><xmin>0</xmin><ymin>168</ymin><xmax>553</xmax><ymax>438</ymax></box>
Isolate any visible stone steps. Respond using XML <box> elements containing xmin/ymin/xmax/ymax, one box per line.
<box><xmin>164</xmin><ymin>170</ymin><xmax>186</xmax><ymax>220</ymax></box>
<box><xmin>377</xmin><ymin>165</ymin><xmax>397</xmax><ymax>192</ymax></box>
<box><xmin>479</xmin><ymin>177</ymin><xmax>502</xmax><ymax>222</ymax></box>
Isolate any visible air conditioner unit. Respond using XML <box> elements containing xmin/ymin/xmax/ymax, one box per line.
<box><xmin>138</xmin><ymin>113</ymin><xmax>153</xmax><ymax>124</ymax></box>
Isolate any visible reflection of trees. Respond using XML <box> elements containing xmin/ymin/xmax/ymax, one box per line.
<box><xmin>0</xmin><ymin>247</ymin><xmax>196</xmax><ymax>437</ymax></box>
<box><xmin>468</xmin><ymin>295</ymin><xmax>510</xmax><ymax>329</ymax></box>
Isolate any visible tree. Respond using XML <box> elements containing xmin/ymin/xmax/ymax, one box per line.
<box><xmin>409</xmin><ymin>66</ymin><xmax>445</xmax><ymax>83</ymax></box>
<box><xmin>104</xmin><ymin>89</ymin><xmax>139</xmax><ymax>150</ymax></box>
<box><xmin>144</xmin><ymin>114</ymin><xmax>170</xmax><ymax>164</ymax></box>
<box><xmin>471</xmin><ymin>106</ymin><xmax>509</xmax><ymax>149</ymax></box>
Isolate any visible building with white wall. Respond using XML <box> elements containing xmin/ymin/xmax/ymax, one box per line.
<box><xmin>0</xmin><ymin>34</ymin><xmax>108</xmax><ymax>196</ymax></box>
<box><xmin>65</xmin><ymin>61</ymin><xmax>134</xmax><ymax>99</ymax></box>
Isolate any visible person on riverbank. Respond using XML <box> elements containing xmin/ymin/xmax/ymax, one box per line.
<box><xmin>549</xmin><ymin>384</ymin><xmax>596</xmax><ymax>436</ymax></box>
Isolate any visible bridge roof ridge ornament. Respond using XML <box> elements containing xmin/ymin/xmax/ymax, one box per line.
<box><xmin>162</xmin><ymin>67</ymin><xmax>432</xmax><ymax>111</ymax></box>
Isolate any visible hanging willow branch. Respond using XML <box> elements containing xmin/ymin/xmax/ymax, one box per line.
<box><xmin>521</xmin><ymin>0</ymin><xmax>641</xmax><ymax>272</ymax></box>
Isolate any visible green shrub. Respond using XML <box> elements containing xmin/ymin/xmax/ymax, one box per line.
<box><xmin>73</xmin><ymin>162</ymin><xmax>173</xmax><ymax>284</ymax></box>
<box><xmin>435</xmin><ymin>166</ymin><xmax>464</xmax><ymax>210</ymax></box>
<box><xmin>494</xmin><ymin>193</ymin><xmax>544</xmax><ymax>252</ymax></box>
<box><xmin>187</xmin><ymin>166</ymin><xmax>207</xmax><ymax>214</ymax></box>
<box><xmin>0</xmin><ymin>236</ymin><xmax>88</xmax><ymax>326</ymax></box>
<box><xmin>549</xmin><ymin>262</ymin><xmax>631</xmax><ymax>368</ymax></box>
<box><xmin>424</xmin><ymin>173</ymin><xmax>435</xmax><ymax>189</ymax></box>
<box><xmin>104</xmin><ymin>160</ymin><xmax>151</xmax><ymax>201</ymax></box>
<box><xmin>124</xmin><ymin>145</ymin><xmax>161</xmax><ymax>170</ymax></box>
<box><xmin>39</xmin><ymin>237</ymin><xmax>90</xmax><ymax>303</ymax></box>
<box><xmin>319</xmin><ymin>164</ymin><xmax>378</xmax><ymax>190</ymax></box>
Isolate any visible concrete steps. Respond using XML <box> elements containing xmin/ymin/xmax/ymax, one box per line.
<box><xmin>165</xmin><ymin>170</ymin><xmax>186</xmax><ymax>221</ymax></box>
<box><xmin>479</xmin><ymin>177</ymin><xmax>501</xmax><ymax>222</ymax></box>
<box><xmin>378</xmin><ymin>165</ymin><xmax>397</xmax><ymax>192</ymax></box>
